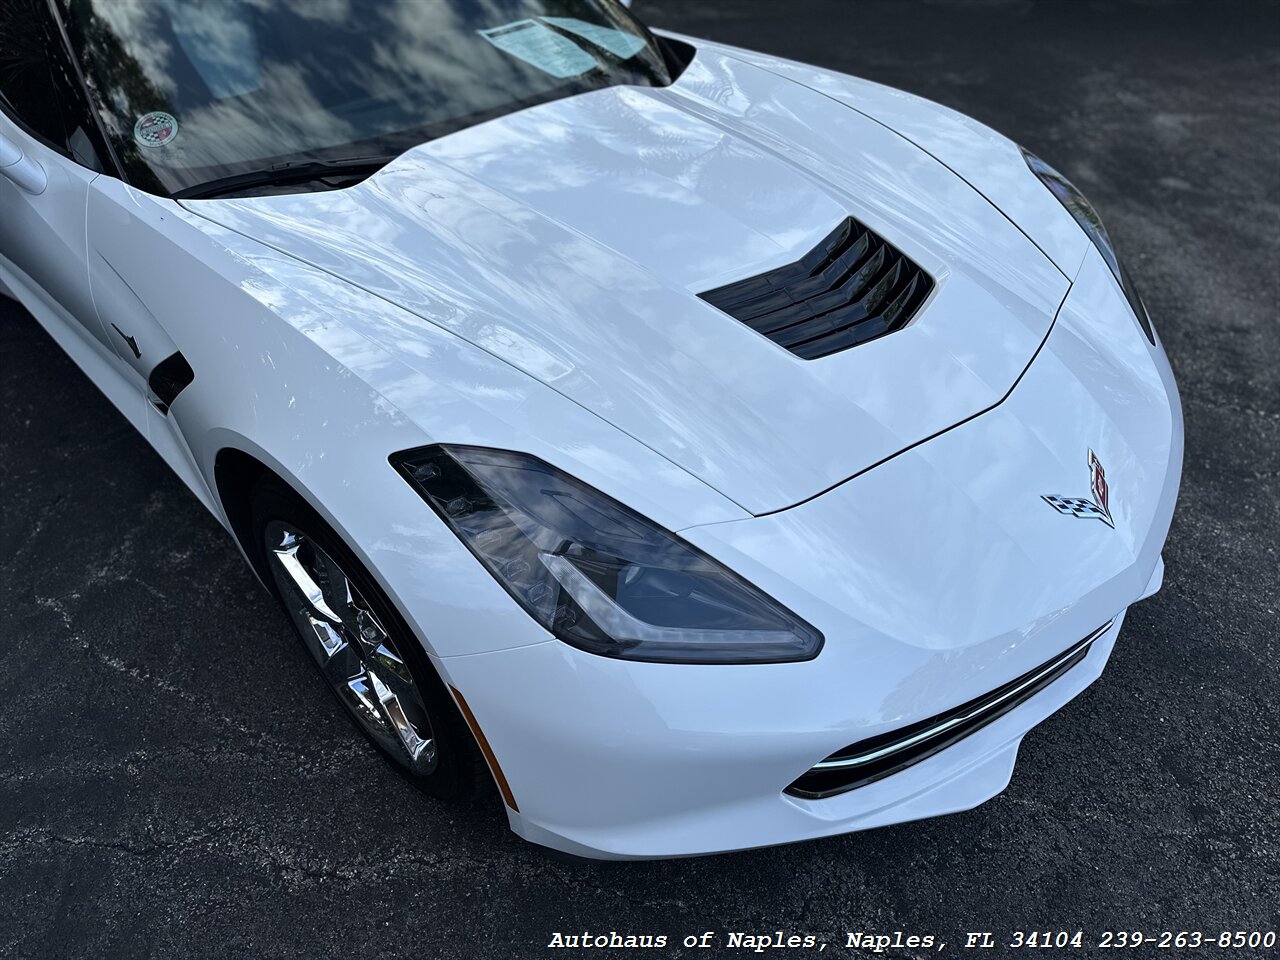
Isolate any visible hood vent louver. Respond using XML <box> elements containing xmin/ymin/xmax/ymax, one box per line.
<box><xmin>699</xmin><ymin>216</ymin><xmax>934</xmax><ymax>360</ymax></box>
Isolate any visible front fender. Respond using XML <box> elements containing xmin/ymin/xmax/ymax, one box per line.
<box><xmin>84</xmin><ymin>191</ymin><xmax>747</xmax><ymax>658</ymax></box>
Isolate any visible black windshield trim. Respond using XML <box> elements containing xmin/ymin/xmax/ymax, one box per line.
<box><xmin>174</xmin><ymin>156</ymin><xmax>396</xmax><ymax>200</ymax></box>
<box><xmin>46</xmin><ymin>0</ymin><xmax>123</xmax><ymax>177</ymax></box>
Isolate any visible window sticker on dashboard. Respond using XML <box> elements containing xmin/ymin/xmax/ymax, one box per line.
<box><xmin>540</xmin><ymin>17</ymin><xmax>646</xmax><ymax>60</ymax></box>
<box><xmin>478</xmin><ymin>20</ymin><xmax>597</xmax><ymax>79</ymax></box>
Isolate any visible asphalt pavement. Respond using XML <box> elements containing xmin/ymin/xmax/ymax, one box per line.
<box><xmin>1</xmin><ymin>2</ymin><xmax>1277</xmax><ymax>957</ymax></box>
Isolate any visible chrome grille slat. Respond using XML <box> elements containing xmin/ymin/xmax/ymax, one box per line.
<box><xmin>785</xmin><ymin>620</ymin><xmax>1115</xmax><ymax>800</ymax></box>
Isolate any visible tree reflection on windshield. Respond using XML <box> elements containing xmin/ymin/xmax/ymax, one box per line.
<box><xmin>58</xmin><ymin>0</ymin><xmax>673</xmax><ymax>197</ymax></box>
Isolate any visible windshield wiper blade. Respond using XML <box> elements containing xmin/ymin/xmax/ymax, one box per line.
<box><xmin>174</xmin><ymin>155</ymin><xmax>395</xmax><ymax>200</ymax></box>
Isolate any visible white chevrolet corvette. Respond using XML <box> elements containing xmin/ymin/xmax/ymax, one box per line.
<box><xmin>1</xmin><ymin>0</ymin><xmax>1181</xmax><ymax>858</ymax></box>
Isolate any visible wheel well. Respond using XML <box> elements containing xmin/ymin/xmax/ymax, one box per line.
<box><xmin>214</xmin><ymin>448</ymin><xmax>273</xmax><ymax>584</ymax></box>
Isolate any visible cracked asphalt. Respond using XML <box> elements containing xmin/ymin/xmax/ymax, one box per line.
<box><xmin>2</xmin><ymin>1</ymin><xmax>1277</xmax><ymax>957</ymax></box>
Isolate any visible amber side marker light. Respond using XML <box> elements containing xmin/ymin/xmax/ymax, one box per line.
<box><xmin>449</xmin><ymin>685</ymin><xmax>519</xmax><ymax>812</ymax></box>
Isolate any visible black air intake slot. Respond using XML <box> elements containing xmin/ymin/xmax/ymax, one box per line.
<box><xmin>785</xmin><ymin>621</ymin><xmax>1114</xmax><ymax>800</ymax></box>
<box><xmin>699</xmin><ymin>216</ymin><xmax>934</xmax><ymax>360</ymax></box>
<box><xmin>147</xmin><ymin>351</ymin><xmax>195</xmax><ymax>415</ymax></box>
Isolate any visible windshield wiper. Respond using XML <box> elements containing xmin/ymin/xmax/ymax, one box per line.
<box><xmin>174</xmin><ymin>155</ymin><xmax>396</xmax><ymax>200</ymax></box>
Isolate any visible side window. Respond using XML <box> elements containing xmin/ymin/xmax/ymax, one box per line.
<box><xmin>0</xmin><ymin>0</ymin><xmax>103</xmax><ymax>169</ymax></box>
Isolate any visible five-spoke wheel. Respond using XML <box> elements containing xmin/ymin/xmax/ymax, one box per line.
<box><xmin>266</xmin><ymin>522</ymin><xmax>437</xmax><ymax>775</ymax></box>
<box><xmin>250</xmin><ymin>476</ymin><xmax>489</xmax><ymax>800</ymax></box>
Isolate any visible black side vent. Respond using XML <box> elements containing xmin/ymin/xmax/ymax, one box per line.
<box><xmin>699</xmin><ymin>217</ymin><xmax>934</xmax><ymax>360</ymax></box>
<box><xmin>147</xmin><ymin>351</ymin><xmax>195</xmax><ymax>415</ymax></box>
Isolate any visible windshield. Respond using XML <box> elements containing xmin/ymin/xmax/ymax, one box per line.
<box><xmin>57</xmin><ymin>0</ymin><xmax>673</xmax><ymax>197</ymax></box>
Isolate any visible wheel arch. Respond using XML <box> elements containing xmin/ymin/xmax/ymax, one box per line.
<box><xmin>215</xmin><ymin>446</ymin><xmax>496</xmax><ymax>802</ymax></box>
<box><xmin>212</xmin><ymin>446</ymin><xmax>277</xmax><ymax>587</ymax></box>
<box><xmin>209</xmin><ymin>441</ymin><xmax>456</xmax><ymax>657</ymax></box>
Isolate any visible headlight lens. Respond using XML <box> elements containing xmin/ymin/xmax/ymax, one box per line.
<box><xmin>1021</xmin><ymin>148</ymin><xmax>1155</xmax><ymax>343</ymax></box>
<box><xmin>392</xmin><ymin>445</ymin><xmax>824</xmax><ymax>664</ymax></box>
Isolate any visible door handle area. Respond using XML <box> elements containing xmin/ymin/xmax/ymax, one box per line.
<box><xmin>0</xmin><ymin>135</ymin><xmax>48</xmax><ymax>195</ymax></box>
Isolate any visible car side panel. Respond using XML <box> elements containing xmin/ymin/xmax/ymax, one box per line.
<box><xmin>0</xmin><ymin>115</ymin><xmax>113</xmax><ymax>354</ymax></box>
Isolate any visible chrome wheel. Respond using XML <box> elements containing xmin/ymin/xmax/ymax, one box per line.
<box><xmin>265</xmin><ymin>521</ymin><xmax>437</xmax><ymax>775</ymax></box>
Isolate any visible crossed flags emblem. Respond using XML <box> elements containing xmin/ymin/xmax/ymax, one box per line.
<box><xmin>1042</xmin><ymin>450</ymin><xmax>1115</xmax><ymax>529</ymax></box>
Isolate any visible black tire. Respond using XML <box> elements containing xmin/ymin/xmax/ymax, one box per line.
<box><xmin>250</xmin><ymin>474</ymin><xmax>492</xmax><ymax>803</ymax></box>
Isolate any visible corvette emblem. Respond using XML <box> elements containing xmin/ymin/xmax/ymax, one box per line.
<box><xmin>1042</xmin><ymin>450</ymin><xmax>1114</xmax><ymax>528</ymax></box>
<box><xmin>133</xmin><ymin>110</ymin><xmax>178</xmax><ymax>148</ymax></box>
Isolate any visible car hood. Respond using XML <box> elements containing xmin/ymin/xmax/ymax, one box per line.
<box><xmin>183</xmin><ymin>46</ymin><xmax>1068</xmax><ymax>516</ymax></box>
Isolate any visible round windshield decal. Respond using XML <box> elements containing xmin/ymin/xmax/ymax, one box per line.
<box><xmin>133</xmin><ymin>111</ymin><xmax>178</xmax><ymax>148</ymax></box>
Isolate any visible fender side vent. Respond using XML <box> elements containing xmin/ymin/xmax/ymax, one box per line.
<box><xmin>699</xmin><ymin>216</ymin><xmax>934</xmax><ymax>360</ymax></box>
<box><xmin>147</xmin><ymin>351</ymin><xmax>195</xmax><ymax>415</ymax></box>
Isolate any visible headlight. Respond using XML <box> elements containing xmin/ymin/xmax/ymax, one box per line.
<box><xmin>391</xmin><ymin>445</ymin><xmax>824</xmax><ymax>664</ymax></box>
<box><xmin>1021</xmin><ymin>148</ymin><xmax>1156</xmax><ymax>344</ymax></box>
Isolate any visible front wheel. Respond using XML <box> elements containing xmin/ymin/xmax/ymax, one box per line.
<box><xmin>251</xmin><ymin>477</ymin><xmax>490</xmax><ymax>802</ymax></box>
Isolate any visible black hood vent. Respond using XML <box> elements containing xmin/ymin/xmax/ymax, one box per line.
<box><xmin>699</xmin><ymin>216</ymin><xmax>934</xmax><ymax>360</ymax></box>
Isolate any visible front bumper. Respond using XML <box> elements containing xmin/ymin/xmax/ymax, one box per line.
<box><xmin>432</xmin><ymin>246</ymin><xmax>1183</xmax><ymax>859</ymax></box>
<box><xmin>440</xmin><ymin>611</ymin><xmax>1147</xmax><ymax>859</ymax></box>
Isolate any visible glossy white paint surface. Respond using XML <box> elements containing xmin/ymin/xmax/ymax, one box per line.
<box><xmin>0</xmin><ymin>113</ymin><xmax>110</xmax><ymax>356</ymax></box>
<box><xmin>436</xmin><ymin>244</ymin><xmax>1182</xmax><ymax>858</ymax></box>
<box><xmin>1</xmin><ymin>31</ymin><xmax>1182</xmax><ymax>858</ymax></box>
<box><xmin>696</xmin><ymin>34</ymin><xmax>1095</xmax><ymax>278</ymax></box>
<box><xmin>0</xmin><ymin>131</ymin><xmax>48</xmax><ymax>195</ymax></box>
<box><xmin>184</xmin><ymin>46</ymin><xmax>1068</xmax><ymax>515</ymax></box>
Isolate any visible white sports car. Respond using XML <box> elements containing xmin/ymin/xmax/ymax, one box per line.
<box><xmin>1</xmin><ymin>0</ymin><xmax>1181</xmax><ymax>859</ymax></box>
